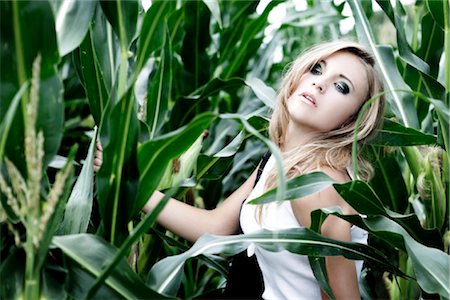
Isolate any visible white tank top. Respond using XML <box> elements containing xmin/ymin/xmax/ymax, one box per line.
<box><xmin>240</xmin><ymin>155</ymin><xmax>368</xmax><ymax>300</ymax></box>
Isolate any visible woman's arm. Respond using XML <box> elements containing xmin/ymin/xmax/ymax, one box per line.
<box><xmin>95</xmin><ymin>140</ymin><xmax>258</xmax><ymax>243</ymax></box>
<box><xmin>290</xmin><ymin>167</ymin><xmax>360</xmax><ymax>300</ymax></box>
<box><xmin>143</xmin><ymin>168</ymin><xmax>258</xmax><ymax>242</ymax></box>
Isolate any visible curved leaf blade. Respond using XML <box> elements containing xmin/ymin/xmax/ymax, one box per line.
<box><xmin>54</xmin><ymin>0</ymin><xmax>96</xmax><ymax>56</ymax></box>
<box><xmin>370</xmin><ymin>119</ymin><xmax>437</xmax><ymax>146</ymax></box>
<box><xmin>148</xmin><ymin>228</ymin><xmax>399</xmax><ymax>296</ymax></box>
<box><xmin>51</xmin><ymin>234</ymin><xmax>169</xmax><ymax>299</ymax></box>
<box><xmin>60</xmin><ymin>128</ymin><xmax>97</xmax><ymax>234</ymax></box>
<box><xmin>136</xmin><ymin>113</ymin><xmax>216</xmax><ymax>213</ymax></box>
<box><xmin>249</xmin><ymin>172</ymin><xmax>336</xmax><ymax>205</ymax></box>
<box><xmin>347</xmin><ymin>0</ymin><xmax>419</xmax><ymax>129</ymax></box>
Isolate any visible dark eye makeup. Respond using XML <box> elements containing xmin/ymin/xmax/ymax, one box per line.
<box><xmin>310</xmin><ymin>62</ymin><xmax>351</xmax><ymax>95</ymax></box>
<box><xmin>310</xmin><ymin>63</ymin><xmax>322</xmax><ymax>75</ymax></box>
<box><xmin>335</xmin><ymin>81</ymin><xmax>350</xmax><ymax>94</ymax></box>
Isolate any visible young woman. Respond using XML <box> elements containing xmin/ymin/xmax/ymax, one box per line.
<box><xmin>94</xmin><ymin>40</ymin><xmax>385</xmax><ymax>299</ymax></box>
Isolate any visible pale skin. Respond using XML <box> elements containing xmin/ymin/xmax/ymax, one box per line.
<box><xmin>94</xmin><ymin>51</ymin><xmax>369</xmax><ymax>300</ymax></box>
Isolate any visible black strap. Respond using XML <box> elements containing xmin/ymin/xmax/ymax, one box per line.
<box><xmin>254</xmin><ymin>151</ymin><xmax>271</xmax><ymax>188</ymax></box>
<box><xmin>221</xmin><ymin>152</ymin><xmax>271</xmax><ymax>299</ymax></box>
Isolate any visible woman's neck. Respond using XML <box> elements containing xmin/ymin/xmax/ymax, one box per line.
<box><xmin>282</xmin><ymin>123</ymin><xmax>319</xmax><ymax>152</ymax></box>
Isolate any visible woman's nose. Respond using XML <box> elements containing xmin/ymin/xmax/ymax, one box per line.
<box><xmin>312</xmin><ymin>81</ymin><xmax>325</xmax><ymax>93</ymax></box>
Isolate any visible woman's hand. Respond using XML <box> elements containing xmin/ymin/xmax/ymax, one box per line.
<box><xmin>93</xmin><ymin>140</ymin><xmax>103</xmax><ymax>173</ymax></box>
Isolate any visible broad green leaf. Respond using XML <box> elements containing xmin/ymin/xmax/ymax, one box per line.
<box><xmin>217</xmin><ymin>1</ymin><xmax>261</xmax><ymax>67</ymax></box>
<box><xmin>221</xmin><ymin>113</ymin><xmax>287</xmax><ymax>204</ymax></box>
<box><xmin>324</xmin><ymin>210</ymin><xmax>450</xmax><ymax>299</ymax></box>
<box><xmin>220</xmin><ymin>1</ymin><xmax>282</xmax><ymax>79</ymax></box>
<box><xmin>215</xmin><ymin>130</ymin><xmax>245</xmax><ymax>157</ymax></box>
<box><xmin>203</xmin><ymin>0</ymin><xmax>222</xmax><ymax>29</ymax></box>
<box><xmin>136</xmin><ymin>0</ymin><xmax>176</xmax><ymax>73</ymax></box>
<box><xmin>53</xmin><ymin>0</ymin><xmax>96</xmax><ymax>56</ymax></box>
<box><xmin>136</xmin><ymin>113</ymin><xmax>216</xmax><ymax>214</ymax></box>
<box><xmin>51</xmin><ymin>234</ymin><xmax>169</xmax><ymax>299</ymax></box>
<box><xmin>0</xmin><ymin>82</ymin><xmax>28</xmax><ymax>166</ymax></box>
<box><xmin>282</xmin><ymin>12</ymin><xmax>344</xmax><ymax>28</ymax></box>
<box><xmin>0</xmin><ymin>249</ymin><xmax>25</xmax><ymax>299</ymax></box>
<box><xmin>36</xmin><ymin>146</ymin><xmax>77</xmax><ymax>272</ymax></box>
<box><xmin>418</xmin><ymin>13</ymin><xmax>444</xmax><ymax>77</ymax></box>
<box><xmin>38</xmin><ymin>74</ymin><xmax>65</xmax><ymax>169</ymax></box>
<box><xmin>181</xmin><ymin>0</ymin><xmax>212</xmax><ymax>92</ymax></box>
<box><xmin>426</xmin><ymin>0</ymin><xmax>446</xmax><ymax>29</ymax></box>
<box><xmin>87</xmin><ymin>182</ymin><xmax>181</xmax><ymax>298</ymax></box>
<box><xmin>64</xmin><ymin>260</ymin><xmax>121</xmax><ymax>299</ymax></box>
<box><xmin>90</xmin><ymin>4</ymin><xmax>119</xmax><ymax>93</ymax></box>
<box><xmin>334</xmin><ymin>180</ymin><xmax>444</xmax><ymax>250</ymax></box>
<box><xmin>41</xmin><ymin>256</ymin><xmax>68</xmax><ymax>299</ymax></box>
<box><xmin>99</xmin><ymin>0</ymin><xmax>138</xmax><ymax>49</ymax></box>
<box><xmin>148</xmin><ymin>228</ymin><xmax>399</xmax><ymax>296</ymax></box>
<box><xmin>2</xmin><ymin>0</ymin><xmax>62</xmax><ymax>173</ymax></box>
<box><xmin>169</xmin><ymin>78</ymin><xmax>244</xmax><ymax>128</ymax></box>
<box><xmin>60</xmin><ymin>129</ymin><xmax>96</xmax><ymax>234</ymax></box>
<box><xmin>197</xmin><ymin>155</ymin><xmax>234</xmax><ymax>180</ymax></box>
<box><xmin>376</xmin><ymin>0</ymin><xmax>429</xmax><ymax>74</ymax></box>
<box><xmin>369</xmin><ymin>119</ymin><xmax>437</xmax><ymax>146</ymax></box>
<box><xmin>97</xmin><ymin>87</ymin><xmax>139</xmax><ymax>246</ymax></box>
<box><xmin>347</xmin><ymin>0</ymin><xmax>419</xmax><ymax>129</ymax></box>
<box><xmin>368</xmin><ymin>147</ymin><xmax>409</xmax><ymax>213</ymax></box>
<box><xmin>249</xmin><ymin>172</ymin><xmax>336</xmax><ymax>205</ymax></box>
<box><xmin>77</xmin><ymin>18</ymin><xmax>110</xmax><ymax>125</ymax></box>
<box><xmin>146</xmin><ymin>28</ymin><xmax>173</xmax><ymax>138</ymax></box>
<box><xmin>245</xmin><ymin>77</ymin><xmax>276</xmax><ymax>109</ymax></box>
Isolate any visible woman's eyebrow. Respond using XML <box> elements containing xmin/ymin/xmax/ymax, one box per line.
<box><xmin>339</xmin><ymin>74</ymin><xmax>355</xmax><ymax>91</ymax></box>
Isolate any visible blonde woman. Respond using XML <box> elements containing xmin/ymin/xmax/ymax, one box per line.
<box><xmin>94</xmin><ymin>41</ymin><xmax>385</xmax><ymax>299</ymax></box>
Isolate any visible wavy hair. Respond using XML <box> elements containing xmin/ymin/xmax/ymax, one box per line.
<box><xmin>264</xmin><ymin>40</ymin><xmax>385</xmax><ymax>193</ymax></box>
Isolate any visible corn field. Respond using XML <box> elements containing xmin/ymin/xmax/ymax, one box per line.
<box><xmin>0</xmin><ymin>0</ymin><xmax>449</xmax><ymax>299</ymax></box>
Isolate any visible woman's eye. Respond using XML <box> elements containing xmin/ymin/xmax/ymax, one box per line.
<box><xmin>335</xmin><ymin>82</ymin><xmax>350</xmax><ymax>94</ymax></box>
<box><xmin>310</xmin><ymin>63</ymin><xmax>322</xmax><ymax>75</ymax></box>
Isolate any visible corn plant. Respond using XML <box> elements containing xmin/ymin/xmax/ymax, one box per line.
<box><xmin>1</xmin><ymin>0</ymin><xmax>448</xmax><ymax>299</ymax></box>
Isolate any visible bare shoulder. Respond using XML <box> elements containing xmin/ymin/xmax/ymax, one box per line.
<box><xmin>290</xmin><ymin>166</ymin><xmax>355</xmax><ymax>229</ymax></box>
<box><xmin>318</xmin><ymin>165</ymin><xmax>350</xmax><ymax>183</ymax></box>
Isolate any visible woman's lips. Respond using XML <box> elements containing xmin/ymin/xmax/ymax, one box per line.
<box><xmin>300</xmin><ymin>92</ymin><xmax>317</xmax><ymax>107</ymax></box>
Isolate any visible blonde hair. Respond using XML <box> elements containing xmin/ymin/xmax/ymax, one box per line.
<box><xmin>263</xmin><ymin>40</ymin><xmax>385</xmax><ymax>204</ymax></box>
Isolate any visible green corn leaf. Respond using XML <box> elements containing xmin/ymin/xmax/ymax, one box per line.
<box><xmin>368</xmin><ymin>146</ymin><xmax>409</xmax><ymax>213</ymax></box>
<box><xmin>136</xmin><ymin>0</ymin><xmax>176</xmax><ymax>73</ymax></box>
<box><xmin>96</xmin><ymin>87</ymin><xmax>139</xmax><ymax>246</ymax></box>
<box><xmin>52</xmin><ymin>0</ymin><xmax>96</xmax><ymax>56</ymax></box>
<box><xmin>99</xmin><ymin>0</ymin><xmax>138</xmax><ymax>50</ymax></box>
<box><xmin>0</xmin><ymin>82</ymin><xmax>28</xmax><ymax>167</ymax></box>
<box><xmin>181</xmin><ymin>0</ymin><xmax>212</xmax><ymax>91</ymax></box>
<box><xmin>334</xmin><ymin>180</ymin><xmax>444</xmax><ymax>250</ymax></box>
<box><xmin>245</xmin><ymin>77</ymin><xmax>277</xmax><ymax>109</ymax></box>
<box><xmin>347</xmin><ymin>0</ymin><xmax>419</xmax><ymax>129</ymax></box>
<box><xmin>51</xmin><ymin>234</ymin><xmax>169</xmax><ymax>299</ymax></box>
<box><xmin>148</xmin><ymin>228</ymin><xmax>400</xmax><ymax>296</ymax></box>
<box><xmin>60</xmin><ymin>129</ymin><xmax>97</xmax><ymax>234</ymax></box>
<box><xmin>203</xmin><ymin>0</ymin><xmax>222</xmax><ymax>29</ymax></box>
<box><xmin>77</xmin><ymin>23</ymin><xmax>110</xmax><ymax>125</ymax></box>
<box><xmin>248</xmin><ymin>172</ymin><xmax>336</xmax><ymax>205</ymax></box>
<box><xmin>370</xmin><ymin>119</ymin><xmax>437</xmax><ymax>146</ymax></box>
<box><xmin>136</xmin><ymin>113</ymin><xmax>216</xmax><ymax>214</ymax></box>
<box><xmin>323</xmin><ymin>209</ymin><xmax>450</xmax><ymax>299</ymax></box>
<box><xmin>146</xmin><ymin>27</ymin><xmax>173</xmax><ymax>139</ymax></box>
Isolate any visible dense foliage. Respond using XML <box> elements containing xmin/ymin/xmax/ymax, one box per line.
<box><xmin>1</xmin><ymin>0</ymin><xmax>448</xmax><ymax>299</ymax></box>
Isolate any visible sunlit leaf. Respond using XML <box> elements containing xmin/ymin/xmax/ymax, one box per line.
<box><xmin>52</xmin><ymin>234</ymin><xmax>169</xmax><ymax>299</ymax></box>
<box><xmin>53</xmin><ymin>0</ymin><xmax>96</xmax><ymax>56</ymax></box>
<box><xmin>60</xmin><ymin>129</ymin><xmax>97</xmax><ymax>234</ymax></box>
<box><xmin>148</xmin><ymin>228</ymin><xmax>399</xmax><ymax>296</ymax></box>
<box><xmin>249</xmin><ymin>172</ymin><xmax>336</xmax><ymax>205</ymax></box>
<box><xmin>370</xmin><ymin>119</ymin><xmax>437</xmax><ymax>146</ymax></box>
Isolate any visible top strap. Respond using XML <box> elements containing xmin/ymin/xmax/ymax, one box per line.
<box><xmin>254</xmin><ymin>151</ymin><xmax>271</xmax><ymax>188</ymax></box>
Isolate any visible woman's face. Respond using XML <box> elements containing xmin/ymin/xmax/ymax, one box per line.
<box><xmin>286</xmin><ymin>51</ymin><xmax>369</xmax><ymax>134</ymax></box>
